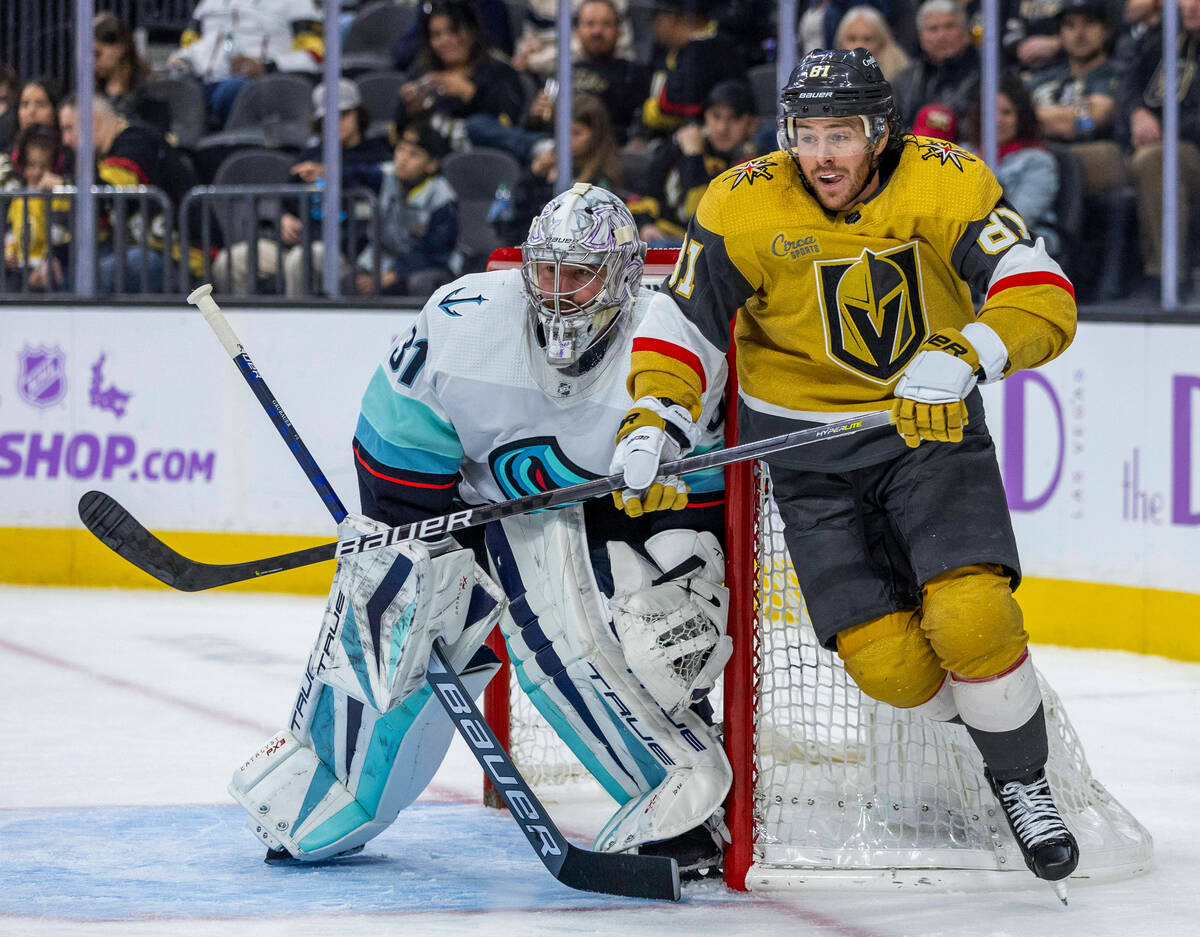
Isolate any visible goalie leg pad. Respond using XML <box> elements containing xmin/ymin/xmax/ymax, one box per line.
<box><xmin>487</xmin><ymin>509</ymin><xmax>731</xmax><ymax>852</ymax></box>
<box><xmin>231</xmin><ymin>644</ymin><xmax>501</xmax><ymax>861</ymax></box>
<box><xmin>313</xmin><ymin>513</ymin><xmax>507</xmax><ymax>715</ymax></box>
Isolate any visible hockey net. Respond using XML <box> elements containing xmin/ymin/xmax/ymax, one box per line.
<box><xmin>479</xmin><ymin>248</ymin><xmax>1153</xmax><ymax>890</ymax></box>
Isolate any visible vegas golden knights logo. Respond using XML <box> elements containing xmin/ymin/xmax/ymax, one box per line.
<box><xmin>815</xmin><ymin>242</ymin><xmax>926</xmax><ymax>382</ymax></box>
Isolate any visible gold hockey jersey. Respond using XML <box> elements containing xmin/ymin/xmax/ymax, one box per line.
<box><xmin>627</xmin><ymin>138</ymin><xmax>1076</xmax><ymax>469</ymax></box>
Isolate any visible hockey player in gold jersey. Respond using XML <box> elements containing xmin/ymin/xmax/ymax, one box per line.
<box><xmin>607</xmin><ymin>48</ymin><xmax>1081</xmax><ymax>897</ymax></box>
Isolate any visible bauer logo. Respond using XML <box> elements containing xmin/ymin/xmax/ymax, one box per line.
<box><xmin>17</xmin><ymin>344</ymin><xmax>67</xmax><ymax>408</ymax></box>
<box><xmin>1002</xmin><ymin>371</ymin><xmax>1065</xmax><ymax>512</ymax></box>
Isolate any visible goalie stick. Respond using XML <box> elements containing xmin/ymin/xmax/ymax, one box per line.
<box><xmin>101</xmin><ymin>284</ymin><xmax>681</xmax><ymax>901</ymax></box>
<box><xmin>79</xmin><ymin>409</ymin><xmax>893</xmax><ymax>592</ymax></box>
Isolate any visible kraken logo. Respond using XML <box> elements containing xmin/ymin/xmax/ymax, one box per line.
<box><xmin>815</xmin><ymin>242</ymin><xmax>926</xmax><ymax>382</ymax></box>
<box><xmin>489</xmin><ymin>436</ymin><xmax>596</xmax><ymax>500</ymax></box>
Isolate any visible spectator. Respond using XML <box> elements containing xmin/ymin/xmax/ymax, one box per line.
<box><xmin>982</xmin><ymin>73</ymin><xmax>1062</xmax><ymax>258</ymax></box>
<box><xmin>4</xmin><ymin>124</ymin><xmax>69</xmax><ymax>286</ymax></box>
<box><xmin>212</xmin><ymin>77</ymin><xmax>392</xmax><ymax>297</ymax></box>
<box><xmin>166</xmin><ymin>0</ymin><xmax>323</xmax><ymax>129</ymax></box>
<box><xmin>2</xmin><ymin>78</ymin><xmax>70</xmax><ymax>192</ymax></box>
<box><xmin>355</xmin><ymin>122</ymin><xmax>459</xmax><ymax>296</ymax></box>
<box><xmin>912</xmin><ymin>101</ymin><xmax>959</xmax><ymax>140</ymax></box>
<box><xmin>497</xmin><ymin>93</ymin><xmax>625</xmax><ymax>244</ymax></box>
<box><xmin>55</xmin><ymin>95</ymin><xmax>192</xmax><ymax>294</ymax></box>
<box><xmin>1002</xmin><ymin>0</ymin><xmax>1068</xmax><ymax>73</ymax></box>
<box><xmin>1120</xmin><ymin>0</ymin><xmax>1200</xmax><ymax>295</ymax></box>
<box><xmin>892</xmin><ymin>0</ymin><xmax>981</xmax><ymax>126</ymax></box>
<box><xmin>629</xmin><ymin>79</ymin><xmax>760</xmax><ymax>247</ymax></box>
<box><xmin>0</xmin><ymin>63</ymin><xmax>18</xmax><ymax>153</ymax></box>
<box><xmin>512</xmin><ymin>0</ymin><xmax>637</xmax><ymax>79</ymax></box>
<box><xmin>473</xmin><ymin>0</ymin><xmax>651</xmax><ymax>152</ymax></box>
<box><xmin>93</xmin><ymin>12</ymin><xmax>170</xmax><ymax>135</ymax></box>
<box><xmin>395</xmin><ymin>0</ymin><xmax>526</xmax><ymax>151</ymax></box>
<box><xmin>1112</xmin><ymin>0</ymin><xmax>1162</xmax><ymax>74</ymax></box>
<box><xmin>391</xmin><ymin>0</ymin><xmax>516</xmax><ymax>72</ymax></box>
<box><xmin>833</xmin><ymin>6</ymin><xmax>912</xmax><ymax>80</ymax></box>
<box><xmin>638</xmin><ymin>0</ymin><xmax>747</xmax><ymax>139</ymax></box>
<box><xmin>1028</xmin><ymin>0</ymin><xmax>1126</xmax><ymax>198</ymax></box>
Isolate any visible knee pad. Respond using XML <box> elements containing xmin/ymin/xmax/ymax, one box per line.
<box><xmin>836</xmin><ymin>609</ymin><xmax>945</xmax><ymax>709</ymax></box>
<box><xmin>920</xmin><ymin>564</ymin><xmax>1027</xmax><ymax>678</ymax></box>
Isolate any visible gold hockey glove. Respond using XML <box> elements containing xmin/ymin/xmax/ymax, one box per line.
<box><xmin>610</xmin><ymin>397</ymin><xmax>698</xmax><ymax>517</ymax></box>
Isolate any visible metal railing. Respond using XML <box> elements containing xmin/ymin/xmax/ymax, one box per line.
<box><xmin>1</xmin><ymin>184</ymin><xmax>172</xmax><ymax>295</ymax></box>
<box><xmin>178</xmin><ymin>184</ymin><xmax>382</xmax><ymax>299</ymax></box>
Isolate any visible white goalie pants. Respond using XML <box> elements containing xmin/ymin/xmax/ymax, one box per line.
<box><xmin>484</xmin><ymin>506</ymin><xmax>732</xmax><ymax>853</ymax></box>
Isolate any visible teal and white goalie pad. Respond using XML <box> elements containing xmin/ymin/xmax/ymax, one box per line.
<box><xmin>485</xmin><ymin>506</ymin><xmax>732</xmax><ymax>855</ymax></box>
<box><xmin>229</xmin><ymin>514</ymin><xmax>507</xmax><ymax>861</ymax></box>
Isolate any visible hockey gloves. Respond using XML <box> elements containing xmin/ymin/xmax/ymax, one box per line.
<box><xmin>891</xmin><ymin>327</ymin><xmax>982</xmax><ymax>447</ymax></box>
<box><xmin>610</xmin><ymin>396</ymin><xmax>701</xmax><ymax>517</ymax></box>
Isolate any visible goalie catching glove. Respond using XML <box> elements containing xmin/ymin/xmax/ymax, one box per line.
<box><xmin>608</xmin><ymin>529</ymin><xmax>730</xmax><ymax>715</ymax></box>
<box><xmin>609</xmin><ymin>396</ymin><xmax>701</xmax><ymax>517</ymax></box>
<box><xmin>891</xmin><ymin>323</ymin><xmax>1008</xmax><ymax>447</ymax></box>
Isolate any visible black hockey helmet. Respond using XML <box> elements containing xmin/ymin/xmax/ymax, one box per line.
<box><xmin>778</xmin><ymin>47</ymin><xmax>900</xmax><ymax>156</ymax></box>
<box><xmin>779</xmin><ymin>47</ymin><xmax>895</xmax><ymax>120</ymax></box>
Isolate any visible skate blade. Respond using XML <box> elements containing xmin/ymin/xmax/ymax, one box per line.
<box><xmin>1051</xmin><ymin>879</ymin><xmax>1069</xmax><ymax>906</ymax></box>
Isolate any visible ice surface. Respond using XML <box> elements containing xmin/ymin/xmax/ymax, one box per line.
<box><xmin>2</xmin><ymin>585</ymin><xmax>1197</xmax><ymax>937</ymax></box>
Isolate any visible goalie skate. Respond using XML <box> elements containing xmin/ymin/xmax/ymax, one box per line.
<box><xmin>986</xmin><ymin>768</ymin><xmax>1080</xmax><ymax>887</ymax></box>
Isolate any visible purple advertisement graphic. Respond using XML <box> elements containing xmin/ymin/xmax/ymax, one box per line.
<box><xmin>5</xmin><ymin>342</ymin><xmax>216</xmax><ymax>486</ymax></box>
<box><xmin>17</xmin><ymin>345</ymin><xmax>67</xmax><ymax>408</ymax></box>
<box><xmin>1003</xmin><ymin>371</ymin><xmax>1065</xmax><ymax>512</ymax></box>
<box><xmin>1173</xmin><ymin>375</ymin><xmax>1200</xmax><ymax>525</ymax></box>
<box><xmin>89</xmin><ymin>354</ymin><xmax>132</xmax><ymax>418</ymax></box>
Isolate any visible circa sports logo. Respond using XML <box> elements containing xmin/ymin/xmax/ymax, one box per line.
<box><xmin>772</xmin><ymin>232</ymin><xmax>819</xmax><ymax>260</ymax></box>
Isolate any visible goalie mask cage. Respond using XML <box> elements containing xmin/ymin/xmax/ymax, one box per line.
<box><xmin>479</xmin><ymin>248</ymin><xmax>1153</xmax><ymax>891</ymax></box>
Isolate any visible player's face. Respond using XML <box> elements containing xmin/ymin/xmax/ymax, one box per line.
<box><xmin>534</xmin><ymin>261</ymin><xmax>605</xmax><ymax>308</ymax></box>
<box><xmin>792</xmin><ymin>118</ymin><xmax>883</xmax><ymax>212</ymax></box>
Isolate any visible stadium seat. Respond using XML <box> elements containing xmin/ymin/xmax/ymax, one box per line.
<box><xmin>144</xmin><ymin>77</ymin><xmax>206</xmax><ymax>151</ymax></box>
<box><xmin>356</xmin><ymin>70</ymin><xmax>406</xmax><ymax>140</ymax></box>
<box><xmin>440</xmin><ymin>147</ymin><xmax>523</xmax><ymax>270</ymax></box>
<box><xmin>342</xmin><ymin>1</ymin><xmax>417</xmax><ymax>74</ymax></box>
<box><xmin>194</xmin><ymin>74</ymin><xmax>316</xmax><ymax>152</ymax></box>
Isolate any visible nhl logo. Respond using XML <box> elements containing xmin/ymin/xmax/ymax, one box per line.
<box><xmin>18</xmin><ymin>344</ymin><xmax>67</xmax><ymax>408</ymax></box>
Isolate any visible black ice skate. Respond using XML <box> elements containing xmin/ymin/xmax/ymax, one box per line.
<box><xmin>264</xmin><ymin>843</ymin><xmax>365</xmax><ymax>865</ymax></box>
<box><xmin>637</xmin><ymin>824</ymin><xmax>724</xmax><ymax>881</ymax></box>
<box><xmin>986</xmin><ymin>768</ymin><xmax>1079</xmax><ymax>902</ymax></box>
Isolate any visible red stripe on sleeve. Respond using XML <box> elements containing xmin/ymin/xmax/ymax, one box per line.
<box><xmin>353</xmin><ymin>446</ymin><xmax>457</xmax><ymax>489</ymax></box>
<box><xmin>986</xmin><ymin>271</ymin><xmax>1075</xmax><ymax>301</ymax></box>
<box><xmin>632</xmin><ymin>337</ymin><xmax>707</xmax><ymax>391</ymax></box>
<box><xmin>101</xmin><ymin>156</ymin><xmax>150</xmax><ymax>185</ymax></box>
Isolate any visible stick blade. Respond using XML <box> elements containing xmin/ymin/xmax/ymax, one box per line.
<box><xmin>78</xmin><ymin>490</ymin><xmax>204</xmax><ymax>590</ymax></box>
<box><xmin>557</xmin><ymin>845</ymin><xmax>681</xmax><ymax>901</ymax></box>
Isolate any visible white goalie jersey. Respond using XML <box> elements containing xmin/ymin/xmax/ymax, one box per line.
<box><xmin>352</xmin><ymin>269</ymin><xmax>727</xmax><ymax>518</ymax></box>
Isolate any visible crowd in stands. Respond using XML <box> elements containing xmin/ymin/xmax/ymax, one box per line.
<box><xmin>0</xmin><ymin>0</ymin><xmax>1195</xmax><ymax>302</ymax></box>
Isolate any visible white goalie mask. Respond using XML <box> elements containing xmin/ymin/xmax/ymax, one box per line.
<box><xmin>521</xmin><ymin>183</ymin><xmax>646</xmax><ymax>372</ymax></box>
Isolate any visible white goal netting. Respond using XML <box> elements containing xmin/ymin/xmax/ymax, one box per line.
<box><xmin>495</xmin><ymin>462</ymin><xmax>1153</xmax><ymax>889</ymax></box>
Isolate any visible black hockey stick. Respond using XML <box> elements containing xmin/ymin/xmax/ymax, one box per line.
<box><xmin>116</xmin><ymin>285</ymin><xmax>681</xmax><ymax>900</ymax></box>
<box><xmin>425</xmin><ymin>639</ymin><xmax>680</xmax><ymax>900</ymax></box>
<box><xmin>79</xmin><ymin>409</ymin><xmax>893</xmax><ymax>592</ymax></box>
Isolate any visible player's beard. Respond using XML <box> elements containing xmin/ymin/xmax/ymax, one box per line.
<box><xmin>802</xmin><ymin>153</ymin><xmax>878</xmax><ymax>213</ymax></box>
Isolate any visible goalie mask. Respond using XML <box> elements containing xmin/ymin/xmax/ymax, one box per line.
<box><xmin>521</xmin><ymin>183</ymin><xmax>646</xmax><ymax>378</ymax></box>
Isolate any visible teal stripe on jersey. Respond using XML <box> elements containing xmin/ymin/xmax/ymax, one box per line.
<box><xmin>681</xmin><ymin>442</ymin><xmax>725</xmax><ymax>494</ymax></box>
<box><xmin>358</xmin><ymin>367</ymin><xmax>463</xmax><ymax>473</ymax></box>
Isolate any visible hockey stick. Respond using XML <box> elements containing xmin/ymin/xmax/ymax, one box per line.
<box><xmin>78</xmin><ymin>409</ymin><xmax>893</xmax><ymax>592</ymax></box>
<box><xmin>139</xmin><ymin>285</ymin><xmax>680</xmax><ymax>900</ymax></box>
